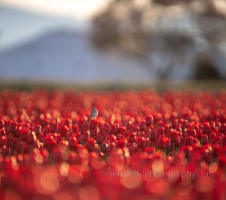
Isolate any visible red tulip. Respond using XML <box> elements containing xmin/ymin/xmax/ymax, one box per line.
<box><xmin>34</xmin><ymin>124</ymin><xmax>41</xmax><ymax>134</ymax></box>
<box><xmin>51</xmin><ymin>122</ymin><xmax>58</xmax><ymax>132</ymax></box>
<box><xmin>169</xmin><ymin>130</ymin><xmax>179</xmax><ymax>143</ymax></box>
<box><xmin>0</xmin><ymin>120</ymin><xmax>5</xmax><ymax>129</ymax></box>
<box><xmin>69</xmin><ymin>136</ymin><xmax>78</xmax><ymax>151</ymax></box>
<box><xmin>83</xmin><ymin>130</ymin><xmax>90</xmax><ymax>142</ymax></box>
<box><xmin>89</xmin><ymin>119</ymin><xmax>97</xmax><ymax>130</ymax></box>
<box><xmin>85</xmin><ymin>138</ymin><xmax>96</xmax><ymax>152</ymax></box>
<box><xmin>108</xmin><ymin>124</ymin><xmax>116</xmax><ymax>135</ymax></box>
<box><xmin>200</xmin><ymin>134</ymin><xmax>208</xmax><ymax>144</ymax></box>
<box><xmin>117</xmin><ymin>138</ymin><xmax>128</xmax><ymax>148</ymax></box>
<box><xmin>128</xmin><ymin>132</ymin><xmax>137</xmax><ymax>143</ymax></box>
<box><xmin>59</xmin><ymin>125</ymin><xmax>68</xmax><ymax>138</ymax></box>
<box><xmin>145</xmin><ymin>115</ymin><xmax>153</xmax><ymax>126</ymax></box>
<box><xmin>71</xmin><ymin>124</ymin><xmax>79</xmax><ymax>133</ymax></box>
<box><xmin>139</xmin><ymin>120</ymin><xmax>146</xmax><ymax>132</ymax></box>
<box><xmin>136</xmin><ymin>137</ymin><xmax>146</xmax><ymax>148</ymax></box>
<box><xmin>157</xmin><ymin>135</ymin><xmax>171</xmax><ymax>150</ymax></box>
<box><xmin>9</xmin><ymin>121</ymin><xmax>17</xmax><ymax>134</ymax></box>
<box><xmin>107</xmin><ymin>134</ymin><xmax>116</xmax><ymax>143</ymax></box>
<box><xmin>102</xmin><ymin>139</ymin><xmax>110</xmax><ymax>153</ymax></box>
<box><xmin>150</xmin><ymin>130</ymin><xmax>157</xmax><ymax>142</ymax></box>
<box><xmin>96</xmin><ymin>134</ymin><xmax>104</xmax><ymax>144</ymax></box>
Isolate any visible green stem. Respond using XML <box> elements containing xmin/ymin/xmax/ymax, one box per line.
<box><xmin>148</xmin><ymin>127</ymin><xmax>150</xmax><ymax>140</ymax></box>
<box><xmin>98</xmin><ymin>144</ymin><xmax>102</xmax><ymax>151</ymax></box>
<box><xmin>103</xmin><ymin>153</ymin><xmax>108</xmax><ymax>162</ymax></box>
<box><xmin>172</xmin><ymin>143</ymin><xmax>175</xmax><ymax>157</ymax></box>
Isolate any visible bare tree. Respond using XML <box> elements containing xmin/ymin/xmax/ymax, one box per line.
<box><xmin>91</xmin><ymin>0</ymin><xmax>226</xmax><ymax>79</ymax></box>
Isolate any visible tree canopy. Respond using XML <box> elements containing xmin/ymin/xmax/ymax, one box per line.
<box><xmin>90</xmin><ymin>0</ymin><xmax>226</xmax><ymax>79</ymax></box>
<box><xmin>92</xmin><ymin>0</ymin><xmax>226</xmax><ymax>55</ymax></box>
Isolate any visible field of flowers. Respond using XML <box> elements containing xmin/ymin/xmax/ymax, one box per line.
<box><xmin>0</xmin><ymin>88</ymin><xmax>226</xmax><ymax>200</ymax></box>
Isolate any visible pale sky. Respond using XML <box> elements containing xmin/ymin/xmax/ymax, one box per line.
<box><xmin>0</xmin><ymin>0</ymin><xmax>111</xmax><ymax>20</ymax></box>
<box><xmin>0</xmin><ymin>0</ymin><xmax>112</xmax><ymax>51</ymax></box>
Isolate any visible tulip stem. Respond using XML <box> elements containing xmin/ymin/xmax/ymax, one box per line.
<box><xmin>103</xmin><ymin>153</ymin><xmax>107</xmax><ymax>162</ymax></box>
<box><xmin>148</xmin><ymin>127</ymin><xmax>150</xmax><ymax>141</ymax></box>
<box><xmin>172</xmin><ymin>143</ymin><xmax>175</xmax><ymax>157</ymax></box>
<box><xmin>98</xmin><ymin>144</ymin><xmax>102</xmax><ymax>151</ymax></box>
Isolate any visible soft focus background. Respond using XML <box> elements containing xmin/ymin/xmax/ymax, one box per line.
<box><xmin>0</xmin><ymin>0</ymin><xmax>226</xmax><ymax>84</ymax></box>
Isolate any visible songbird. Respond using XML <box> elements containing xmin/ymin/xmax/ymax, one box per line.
<box><xmin>89</xmin><ymin>107</ymin><xmax>98</xmax><ymax>121</ymax></box>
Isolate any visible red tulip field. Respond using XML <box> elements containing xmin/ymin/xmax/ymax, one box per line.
<box><xmin>0</xmin><ymin>88</ymin><xmax>226</xmax><ymax>200</ymax></box>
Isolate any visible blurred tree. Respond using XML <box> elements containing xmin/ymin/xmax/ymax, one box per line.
<box><xmin>195</xmin><ymin>52</ymin><xmax>220</xmax><ymax>80</ymax></box>
<box><xmin>91</xmin><ymin>0</ymin><xmax>226</xmax><ymax>79</ymax></box>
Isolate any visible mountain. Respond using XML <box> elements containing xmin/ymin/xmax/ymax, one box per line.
<box><xmin>0</xmin><ymin>29</ymin><xmax>153</xmax><ymax>83</ymax></box>
<box><xmin>0</xmin><ymin>5</ymin><xmax>155</xmax><ymax>83</ymax></box>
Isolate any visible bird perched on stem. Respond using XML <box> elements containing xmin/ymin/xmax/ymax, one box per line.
<box><xmin>89</xmin><ymin>107</ymin><xmax>98</xmax><ymax>122</ymax></box>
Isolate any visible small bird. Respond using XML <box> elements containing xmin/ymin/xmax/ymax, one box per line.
<box><xmin>89</xmin><ymin>107</ymin><xmax>98</xmax><ymax>122</ymax></box>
